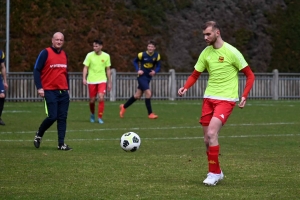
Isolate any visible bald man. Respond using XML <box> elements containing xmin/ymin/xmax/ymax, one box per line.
<box><xmin>33</xmin><ymin>32</ymin><xmax>72</xmax><ymax>150</ymax></box>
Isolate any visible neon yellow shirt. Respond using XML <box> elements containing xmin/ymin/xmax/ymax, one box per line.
<box><xmin>194</xmin><ymin>42</ymin><xmax>248</xmax><ymax>101</ymax></box>
<box><xmin>83</xmin><ymin>51</ymin><xmax>111</xmax><ymax>84</ymax></box>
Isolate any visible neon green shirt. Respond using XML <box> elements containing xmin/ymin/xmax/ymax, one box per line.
<box><xmin>83</xmin><ymin>51</ymin><xmax>111</xmax><ymax>84</ymax></box>
<box><xmin>195</xmin><ymin>42</ymin><xmax>248</xmax><ymax>101</ymax></box>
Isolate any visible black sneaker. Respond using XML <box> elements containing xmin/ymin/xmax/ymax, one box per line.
<box><xmin>58</xmin><ymin>144</ymin><xmax>73</xmax><ymax>151</ymax></box>
<box><xmin>0</xmin><ymin>118</ymin><xmax>5</xmax><ymax>125</ymax></box>
<box><xmin>34</xmin><ymin>131</ymin><xmax>42</xmax><ymax>148</ymax></box>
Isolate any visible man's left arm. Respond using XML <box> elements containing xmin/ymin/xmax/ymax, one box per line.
<box><xmin>0</xmin><ymin>62</ymin><xmax>8</xmax><ymax>89</ymax></box>
<box><xmin>239</xmin><ymin>66</ymin><xmax>255</xmax><ymax>108</ymax></box>
<box><xmin>154</xmin><ymin>61</ymin><xmax>161</xmax><ymax>74</ymax></box>
<box><xmin>154</xmin><ymin>53</ymin><xmax>161</xmax><ymax>73</ymax></box>
<box><xmin>0</xmin><ymin>51</ymin><xmax>8</xmax><ymax>89</ymax></box>
<box><xmin>106</xmin><ymin>67</ymin><xmax>111</xmax><ymax>92</ymax></box>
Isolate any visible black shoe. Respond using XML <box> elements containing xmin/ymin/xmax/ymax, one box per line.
<box><xmin>58</xmin><ymin>144</ymin><xmax>73</xmax><ymax>151</ymax></box>
<box><xmin>34</xmin><ymin>131</ymin><xmax>42</xmax><ymax>148</ymax></box>
<box><xmin>0</xmin><ymin>118</ymin><xmax>5</xmax><ymax>125</ymax></box>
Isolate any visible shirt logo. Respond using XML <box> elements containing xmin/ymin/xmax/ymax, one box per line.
<box><xmin>209</xmin><ymin>160</ymin><xmax>216</xmax><ymax>164</ymax></box>
<box><xmin>152</xmin><ymin>58</ymin><xmax>156</xmax><ymax>61</ymax></box>
<box><xmin>50</xmin><ymin>64</ymin><xmax>67</xmax><ymax>68</ymax></box>
<box><xmin>144</xmin><ymin>63</ymin><xmax>153</xmax><ymax>68</ymax></box>
<box><xmin>220</xmin><ymin>114</ymin><xmax>224</xmax><ymax>119</ymax></box>
<box><xmin>218</xmin><ymin>56</ymin><xmax>224</xmax><ymax>62</ymax></box>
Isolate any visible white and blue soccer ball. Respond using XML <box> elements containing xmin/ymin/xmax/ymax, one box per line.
<box><xmin>120</xmin><ymin>132</ymin><xmax>141</xmax><ymax>152</ymax></box>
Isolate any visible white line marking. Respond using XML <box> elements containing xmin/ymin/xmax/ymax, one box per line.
<box><xmin>0</xmin><ymin>122</ymin><xmax>297</xmax><ymax>135</ymax></box>
<box><xmin>5</xmin><ymin>101</ymin><xmax>299</xmax><ymax>107</ymax></box>
<box><xmin>3</xmin><ymin>110</ymin><xmax>31</xmax><ymax>113</ymax></box>
<box><xmin>0</xmin><ymin>133</ymin><xmax>300</xmax><ymax>142</ymax></box>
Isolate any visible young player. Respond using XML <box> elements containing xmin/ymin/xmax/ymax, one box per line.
<box><xmin>83</xmin><ymin>39</ymin><xmax>111</xmax><ymax>124</ymax></box>
<box><xmin>119</xmin><ymin>40</ymin><xmax>161</xmax><ymax>119</ymax></box>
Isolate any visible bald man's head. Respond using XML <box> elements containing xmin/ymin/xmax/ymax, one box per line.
<box><xmin>52</xmin><ymin>32</ymin><xmax>64</xmax><ymax>50</ymax></box>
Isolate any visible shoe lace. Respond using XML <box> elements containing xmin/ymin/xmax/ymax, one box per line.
<box><xmin>35</xmin><ymin>136</ymin><xmax>42</xmax><ymax>140</ymax></box>
<box><xmin>206</xmin><ymin>172</ymin><xmax>219</xmax><ymax>180</ymax></box>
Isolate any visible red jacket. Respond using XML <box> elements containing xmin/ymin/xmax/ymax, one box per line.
<box><xmin>41</xmin><ymin>47</ymin><xmax>68</xmax><ymax>90</ymax></box>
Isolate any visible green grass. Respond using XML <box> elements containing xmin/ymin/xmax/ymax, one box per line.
<box><xmin>1</xmin><ymin>100</ymin><xmax>300</xmax><ymax>200</ymax></box>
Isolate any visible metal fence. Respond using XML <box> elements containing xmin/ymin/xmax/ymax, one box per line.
<box><xmin>4</xmin><ymin>69</ymin><xmax>300</xmax><ymax>101</ymax></box>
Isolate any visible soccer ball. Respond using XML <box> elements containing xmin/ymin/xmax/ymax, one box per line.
<box><xmin>120</xmin><ymin>132</ymin><xmax>141</xmax><ymax>152</ymax></box>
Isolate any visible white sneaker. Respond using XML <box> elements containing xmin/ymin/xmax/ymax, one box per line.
<box><xmin>203</xmin><ymin>171</ymin><xmax>224</xmax><ymax>186</ymax></box>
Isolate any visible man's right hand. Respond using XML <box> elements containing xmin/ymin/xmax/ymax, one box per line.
<box><xmin>38</xmin><ymin>88</ymin><xmax>44</xmax><ymax>97</ymax></box>
<box><xmin>178</xmin><ymin>87</ymin><xmax>187</xmax><ymax>96</ymax></box>
<box><xmin>137</xmin><ymin>70</ymin><xmax>144</xmax><ymax>75</ymax></box>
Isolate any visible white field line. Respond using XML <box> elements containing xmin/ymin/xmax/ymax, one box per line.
<box><xmin>3</xmin><ymin>110</ymin><xmax>31</xmax><ymax>113</ymax></box>
<box><xmin>1</xmin><ymin>133</ymin><xmax>300</xmax><ymax>142</ymax></box>
<box><xmin>0</xmin><ymin>122</ymin><xmax>297</xmax><ymax>135</ymax></box>
<box><xmin>4</xmin><ymin>102</ymin><xmax>300</xmax><ymax>107</ymax></box>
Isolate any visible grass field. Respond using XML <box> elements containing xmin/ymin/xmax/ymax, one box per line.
<box><xmin>0</xmin><ymin>100</ymin><xmax>300</xmax><ymax>200</ymax></box>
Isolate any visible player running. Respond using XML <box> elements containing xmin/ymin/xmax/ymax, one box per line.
<box><xmin>120</xmin><ymin>40</ymin><xmax>161</xmax><ymax>119</ymax></box>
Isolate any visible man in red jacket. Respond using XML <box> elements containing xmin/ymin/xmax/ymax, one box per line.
<box><xmin>33</xmin><ymin>32</ymin><xmax>72</xmax><ymax>151</ymax></box>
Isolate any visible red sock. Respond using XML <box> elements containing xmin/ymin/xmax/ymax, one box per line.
<box><xmin>98</xmin><ymin>101</ymin><xmax>104</xmax><ymax>118</ymax></box>
<box><xmin>208</xmin><ymin>145</ymin><xmax>221</xmax><ymax>174</ymax></box>
<box><xmin>89</xmin><ymin>102</ymin><xmax>95</xmax><ymax>114</ymax></box>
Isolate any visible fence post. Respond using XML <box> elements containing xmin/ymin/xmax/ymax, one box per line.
<box><xmin>110</xmin><ymin>68</ymin><xmax>116</xmax><ymax>101</ymax></box>
<box><xmin>272</xmin><ymin>69</ymin><xmax>279</xmax><ymax>100</ymax></box>
<box><xmin>168</xmin><ymin>69</ymin><xmax>176</xmax><ymax>101</ymax></box>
